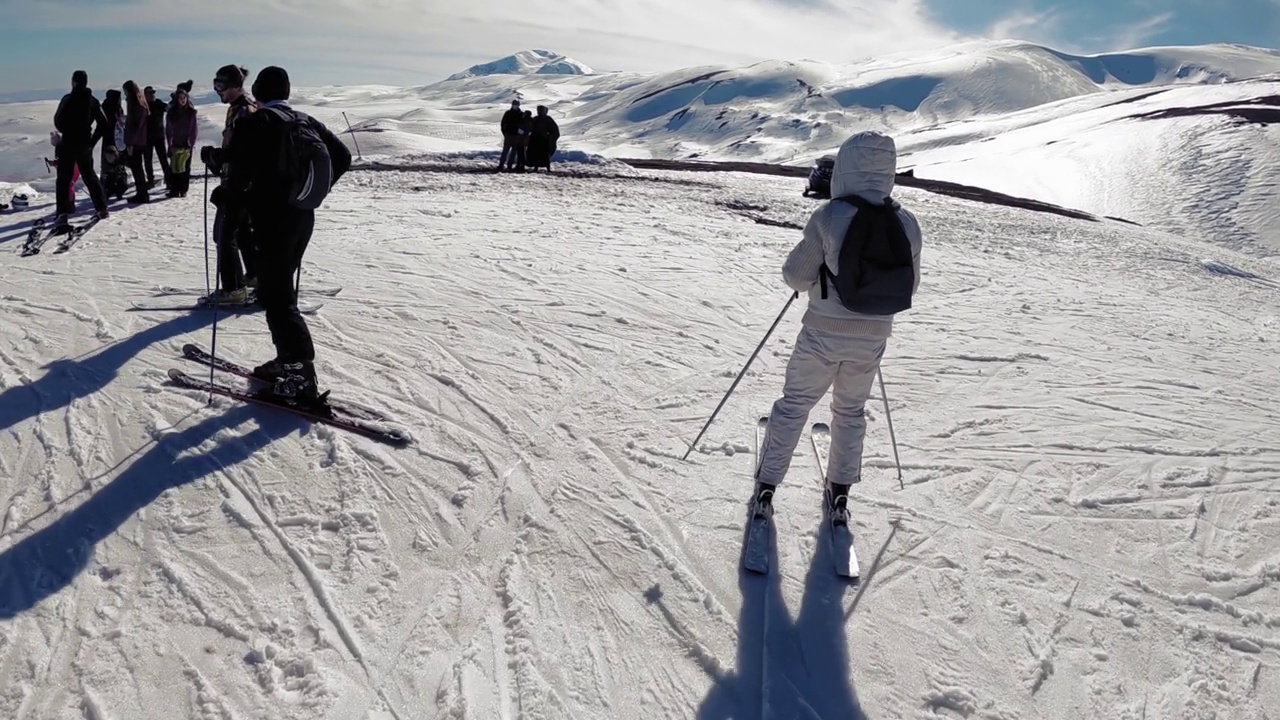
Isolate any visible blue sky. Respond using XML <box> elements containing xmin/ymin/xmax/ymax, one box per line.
<box><xmin>0</xmin><ymin>0</ymin><xmax>1276</xmax><ymax>96</ymax></box>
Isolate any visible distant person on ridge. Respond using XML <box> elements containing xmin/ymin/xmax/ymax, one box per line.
<box><xmin>528</xmin><ymin>105</ymin><xmax>560</xmax><ymax>172</ymax></box>
<box><xmin>220</xmin><ymin>65</ymin><xmax>352</xmax><ymax>405</ymax></box>
<box><xmin>498</xmin><ymin>99</ymin><xmax>523</xmax><ymax>171</ymax></box>
<box><xmin>51</xmin><ymin>70</ymin><xmax>110</xmax><ymax>228</ymax></box>
<box><xmin>751</xmin><ymin>130</ymin><xmax>923</xmax><ymax>521</ymax></box>
<box><xmin>514</xmin><ymin>109</ymin><xmax>534</xmax><ymax>172</ymax></box>
<box><xmin>165</xmin><ymin>84</ymin><xmax>198</xmax><ymax>197</ymax></box>
<box><xmin>143</xmin><ymin>86</ymin><xmax>171</xmax><ymax>189</ymax></box>
<box><xmin>200</xmin><ymin>64</ymin><xmax>258</xmax><ymax>303</ymax></box>
<box><xmin>122</xmin><ymin>80</ymin><xmax>150</xmax><ymax>203</ymax></box>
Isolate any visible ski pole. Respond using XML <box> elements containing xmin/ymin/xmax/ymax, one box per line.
<box><xmin>206</xmin><ymin>177</ymin><xmax>222</xmax><ymax>404</ymax></box>
<box><xmin>682</xmin><ymin>291</ymin><xmax>798</xmax><ymax>461</ymax></box>
<box><xmin>203</xmin><ymin>171</ymin><xmax>210</xmax><ymax>298</ymax></box>
<box><xmin>342</xmin><ymin>112</ymin><xmax>362</xmax><ymax>161</ymax></box>
<box><xmin>877</xmin><ymin>367</ymin><xmax>903</xmax><ymax>489</ymax></box>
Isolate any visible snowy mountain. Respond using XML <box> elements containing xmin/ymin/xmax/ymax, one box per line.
<box><xmin>444</xmin><ymin>49</ymin><xmax>593</xmax><ymax>81</ymax></box>
<box><xmin>2</xmin><ymin>38</ymin><xmax>1278</xmax><ymax>253</ymax></box>
<box><xmin>2</xmin><ymin>37</ymin><xmax>1280</xmax><ymax>719</ymax></box>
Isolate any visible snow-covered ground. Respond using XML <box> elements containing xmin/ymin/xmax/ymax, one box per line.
<box><xmin>1</xmin><ymin>151</ymin><xmax>1279</xmax><ymax>718</ymax></box>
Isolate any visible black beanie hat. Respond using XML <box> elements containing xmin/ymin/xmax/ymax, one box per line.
<box><xmin>252</xmin><ymin>66</ymin><xmax>291</xmax><ymax>103</ymax></box>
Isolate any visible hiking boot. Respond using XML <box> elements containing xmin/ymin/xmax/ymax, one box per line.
<box><xmin>198</xmin><ymin>287</ymin><xmax>250</xmax><ymax>306</ymax></box>
<box><xmin>750</xmin><ymin>481</ymin><xmax>775</xmax><ymax>518</ymax></box>
<box><xmin>827</xmin><ymin>482</ymin><xmax>851</xmax><ymax>525</ymax></box>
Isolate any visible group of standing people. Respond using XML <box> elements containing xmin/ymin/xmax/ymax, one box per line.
<box><xmin>51</xmin><ymin>73</ymin><xmax>202</xmax><ymax>227</ymax></box>
<box><xmin>497</xmin><ymin>99</ymin><xmax>561</xmax><ymax>172</ymax></box>
<box><xmin>50</xmin><ymin>65</ymin><xmax>354</xmax><ymax>408</ymax></box>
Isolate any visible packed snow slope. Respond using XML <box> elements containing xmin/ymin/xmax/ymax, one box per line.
<box><xmin>2</xmin><ymin>153</ymin><xmax>1279</xmax><ymax>719</ymax></box>
<box><xmin>3</xmin><ymin>39</ymin><xmax>1280</xmax><ymax>252</ymax></box>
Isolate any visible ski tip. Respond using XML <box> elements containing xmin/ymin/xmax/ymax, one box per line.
<box><xmin>812</xmin><ymin>422</ymin><xmax>831</xmax><ymax>433</ymax></box>
<box><xmin>167</xmin><ymin>367</ymin><xmax>187</xmax><ymax>381</ymax></box>
<box><xmin>757</xmin><ymin>416</ymin><xmax>770</xmax><ymax>427</ymax></box>
<box><xmin>181</xmin><ymin>342</ymin><xmax>200</xmax><ymax>356</ymax></box>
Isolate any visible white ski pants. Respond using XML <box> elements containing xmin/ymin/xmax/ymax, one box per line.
<box><xmin>756</xmin><ymin>326</ymin><xmax>886</xmax><ymax>486</ymax></box>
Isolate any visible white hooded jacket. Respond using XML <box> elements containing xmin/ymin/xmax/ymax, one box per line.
<box><xmin>782</xmin><ymin>131</ymin><xmax>923</xmax><ymax>338</ymax></box>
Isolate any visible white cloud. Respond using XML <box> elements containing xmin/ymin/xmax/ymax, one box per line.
<box><xmin>1108</xmin><ymin>11</ymin><xmax>1176</xmax><ymax>50</ymax></box>
<box><xmin>12</xmin><ymin>0</ymin><xmax>967</xmax><ymax>81</ymax></box>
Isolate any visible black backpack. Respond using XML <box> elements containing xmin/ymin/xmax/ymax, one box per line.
<box><xmin>818</xmin><ymin>195</ymin><xmax>916</xmax><ymax>315</ymax></box>
<box><xmin>261</xmin><ymin>106</ymin><xmax>333</xmax><ymax>210</ymax></box>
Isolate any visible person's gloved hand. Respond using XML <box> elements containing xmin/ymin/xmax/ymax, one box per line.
<box><xmin>200</xmin><ymin>145</ymin><xmax>223</xmax><ymax>173</ymax></box>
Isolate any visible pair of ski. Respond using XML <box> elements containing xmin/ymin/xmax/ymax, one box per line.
<box><xmin>167</xmin><ymin>343</ymin><xmax>412</xmax><ymax>447</ymax></box>
<box><xmin>131</xmin><ymin>295</ymin><xmax>327</xmax><ymax>314</ymax></box>
<box><xmin>131</xmin><ymin>285</ymin><xmax>341</xmax><ymax>313</ymax></box>
<box><xmin>19</xmin><ymin>216</ymin><xmax>101</xmax><ymax>256</ymax></box>
<box><xmin>743</xmin><ymin>417</ymin><xmax>859</xmax><ymax>580</ymax></box>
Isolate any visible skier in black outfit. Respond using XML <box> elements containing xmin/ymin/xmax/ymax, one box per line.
<box><xmin>219</xmin><ymin>66</ymin><xmax>352</xmax><ymax>403</ymax></box>
<box><xmin>52</xmin><ymin>70</ymin><xmax>110</xmax><ymax>227</ymax></box>
<box><xmin>142</xmin><ymin>86</ymin><xmax>171</xmax><ymax>188</ymax></box>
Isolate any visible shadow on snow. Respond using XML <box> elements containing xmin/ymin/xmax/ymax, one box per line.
<box><xmin>647</xmin><ymin>512</ymin><xmax>868</xmax><ymax>719</ymax></box>
<box><xmin>0</xmin><ymin>403</ymin><xmax>304</xmax><ymax>618</ymax></box>
<box><xmin>0</xmin><ymin>312</ymin><xmax>216</xmax><ymax>435</ymax></box>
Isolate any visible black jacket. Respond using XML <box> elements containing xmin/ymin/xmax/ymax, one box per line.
<box><xmin>224</xmin><ymin>103</ymin><xmax>353</xmax><ymax>211</ymax></box>
<box><xmin>54</xmin><ymin>86</ymin><xmax>108</xmax><ymax>151</ymax></box>
<box><xmin>532</xmin><ymin>115</ymin><xmax>560</xmax><ymax>142</ymax></box>
<box><xmin>147</xmin><ymin>98</ymin><xmax>166</xmax><ymax>140</ymax></box>
<box><xmin>501</xmin><ymin>107</ymin><xmax>523</xmax><ymax>135</ymax></box>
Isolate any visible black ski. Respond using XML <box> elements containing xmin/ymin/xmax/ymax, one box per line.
<box><xmin>165</xmin><ymin>368</ymin><xmax>412</xmax><ymax>447</ymax></box>
<box><xmin>153</xmin><ymin>285</ymin><xmax>343</xmax><ymax>297</ymax></box>
<box><xmin>178</xmin><ymin>343</ymin><xmax>391</xmax><ymax>422</ymax></box>
<box><xmin>811</xmin><ymin>422</ymin><xmax>860</xmax><ymax>580</ymax></box>
<box><xmin>52</xmin><ymin>216</ymin><xmax>101</xmax><ymax>254</ymax></box>
<box><xmin>129</xmin><ymin>299</ymin><xmax>323</xmax><ymax>314</ymax></box>
<box><xmin>742</xmin><ymin>415</ymin><xmax>773</xmax><ymax>574</ymax></box>
<box><xmin>19</xmin><ymin>218</ymin><xmax>54</xmax><ymax>256</ymax></box>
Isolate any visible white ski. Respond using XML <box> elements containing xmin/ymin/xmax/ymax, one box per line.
<box><xmin>810</xmin><ymin>422</ymin><xmax>860</xmax><ymax>580</ymax></box>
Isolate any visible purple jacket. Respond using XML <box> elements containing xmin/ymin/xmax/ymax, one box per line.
<box><xmin>125</xmin><ymin>100</ymin><xmax>149</xmax><ymax>148</ymax></box>
<box><xmin>166</xmin><ymin>105</ymin><xmax>198</xmax><ymax>149</ymax></box>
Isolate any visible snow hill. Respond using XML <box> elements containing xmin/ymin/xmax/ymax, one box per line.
<box><xmin>1</xmin><ymin>144</ymin><xmax>1279</xmax><ymax>718</ymax></box>
<box><xmin>5</xmin><ymin>39</ymin><xmax>1275</xmax><ymax>255</ymax></box>
<box><xmin>445</xmin><ymin>49</ymin><xmax>593</xmax><ymax>81</ymax></box>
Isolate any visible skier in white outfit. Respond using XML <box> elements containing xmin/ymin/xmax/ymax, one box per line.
<box><xmin>753</xmin><ymin>130</ymin><xmax>923</xmax><ymax>517</ymax></box>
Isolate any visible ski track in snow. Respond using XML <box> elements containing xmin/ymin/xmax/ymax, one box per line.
<box><xmin>0</xmin><ymin>162</ymin><xmax>1277</xmax><ymax>719</ymax></box>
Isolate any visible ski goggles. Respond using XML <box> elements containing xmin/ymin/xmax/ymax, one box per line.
<box><xmin>213</xmin><ymin>79</ymin><xmax>228</xmax><ymax>93</ymax></box>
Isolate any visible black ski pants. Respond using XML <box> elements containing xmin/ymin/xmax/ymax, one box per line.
<box><xmin>252</xmin><ymin>205</ymin><xmax>316</xmax><ymax>364</ymax></box>
<box><xmin>126</xmin><ymin>147</ymin><xmax>149</xmax><ymax>199</ymax></box>
<box><xmin>55</xmin><ymin>146</ymin><xmax>107</xmax><ymax>216</ymax></box>
<box><xmin>213</xmin><ymin>202</ymin><xmax>258</xmax><ymax>291</ymax></box>
<box><xmin>143</xmin><ymin>136</ymin><xmax>171</xmax><ymax>185</ymax></box>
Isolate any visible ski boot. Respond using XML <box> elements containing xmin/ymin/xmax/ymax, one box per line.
<box><xmin>826</xmin><ymin>482</ymin><xmax>851</xmax><ymax>526</ymax></box>
<box><xmin>750</xmin><ymin>481</ymin><xmax>775</xmax><ymax>519</ymax></box>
